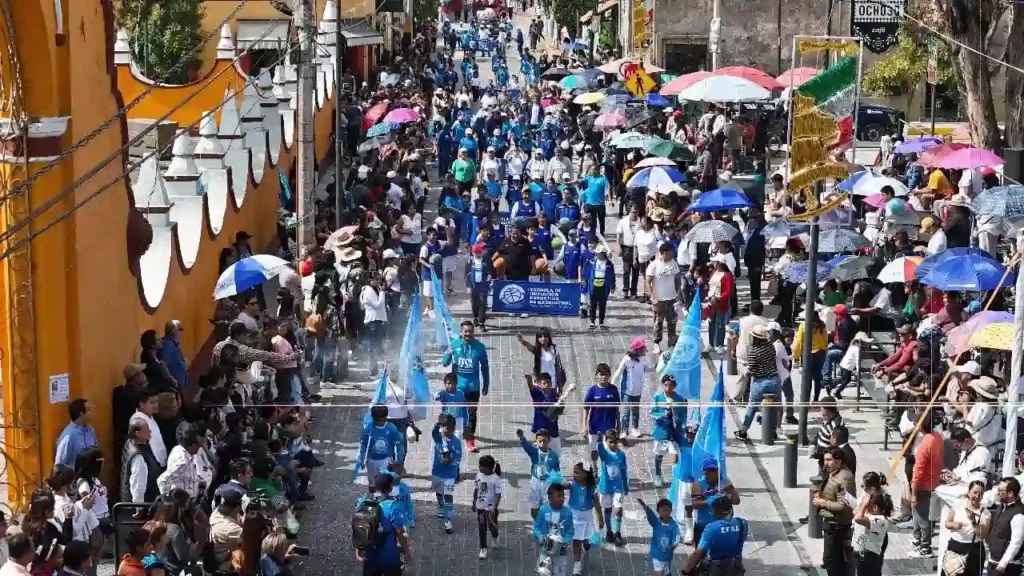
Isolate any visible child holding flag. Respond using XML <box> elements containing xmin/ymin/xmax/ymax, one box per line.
<box><xmin>517</xmin><ymin>428</ymin><xmax>561</xmax><ymax>519</ymax></box>
<box><xmin>649</xmin><ymin>374</ymin><xmax>687</xmax><ymax>488</ymax></box>
<box><xmin>596</xmin><ymin>429</ymin><xmax>629</xmax><ymax>546</ymax></box>
<box><xmin>432</xmin><ymin>413</ymin><xmax>464</xmax><ymax>534</ymax></box>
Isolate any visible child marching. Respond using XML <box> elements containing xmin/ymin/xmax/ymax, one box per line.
<box><xmin>432</xmin><ymin>413</ymin><xmax>464</xmax><ymax>534</ymax></box>
<box><xmin>638</xmin><ymin>498</ymin><xmax>683</xmax><ymax>576</ymax></box>
<box><xmin>472</xmin><ymin>455</ymin><xmax>504</xmax><ymax>559</ymax></box>
<box><xmin>596</xmin><ymin>429</ymin><xmax>629</xmax><ymax>546</ymax></box>
<box><xmin>517</xmin><ymin>428</ymin><xmax>561</xmax><ymax>519</ymax></box>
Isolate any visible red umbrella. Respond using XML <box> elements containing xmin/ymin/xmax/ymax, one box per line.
<box><xmin>715</xmin><ymin>66</ymin><xmax>783</xmax><ymax>91</ymax></box>
<box><xmin>918</xmin><ymin>143</ymin><xmax>968</xmax><ymax>167</ymax></box>
<box><xmin>776</xmin><ymin>67</ymin><xmax>822</xmax><ymax>87</ymax></box>
<box><xmin>362</xmin><ymin>101</ymin><xmax>390</xmax><ymax>132</ymax></box>
<box><xmin>659</xmin><ymin>71</ymin><xmax>714</xmax><ymax>96</ymax></box>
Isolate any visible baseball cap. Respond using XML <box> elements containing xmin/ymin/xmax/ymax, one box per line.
<box><xmin>382</xmin><ymin>249</ymin><xmax>399</xmax><ymax>260</ymax></box>
<box><xmin>957</xmin><ymin>361</ymin><xmax>981</xmax><ymax>376</ymax></box>
<box><xmin>386</xmin><ymin>170</ymin><xmax>397</xmax><ymax>178</ymax></box>
<box><xmin>701</xmin><ymin>456</ymin><xmax>719</xmax><ymax>471</ymax></box>
<box><xmin>123</xmin><ymin>363</ymin><xmax>146</xmax><ymax>380</ymax></box>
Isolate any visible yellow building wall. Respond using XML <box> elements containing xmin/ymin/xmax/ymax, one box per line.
<box><xmin>0</xmin><ymin>0</ymin><xmax>338</xmax><ymax>497</ymax></box>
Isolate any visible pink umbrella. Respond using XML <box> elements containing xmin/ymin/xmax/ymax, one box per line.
<box><xmin>362</xmin><ymin>101</ymin><xmax>389</xmax><ymax>131</ymax></box>
<box><xmin>384</xmin><ymin>107</ymin><xmax>421</xmax><ymax>124</ymax></box>
<box><xmin>594</xmin><ymin>111</ymin><xmax>627</xmax><ymax>129</ymax></box>
<box><xmin>660</xmin><ymin>71</ymin><xmax>714</xmax><ymax>96</ymax></box>
<box><xmin>715</xmin><ymin>66</ymin><xmax>784</xmax><ymax>91</ymax></box>
<box><xmin>776</xmin><ymin>67</ymin><xmax>822</xmax><ymax>87</ymax></box>
<box><xmin>918</xmin><ymin>143</ymin><xmax>968</xmax><ymax>167</ymax></box>
<box><xmin>863</xmin><ymin>194</ymin><xmax>887</xmax><ymax>209</ymax></box>
<box><xmin>933</xmin><ymin>147</ymin><xmax>1004</xmax><ymax>170</ymax></box>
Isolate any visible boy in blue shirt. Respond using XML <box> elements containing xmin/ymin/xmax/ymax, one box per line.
<box><xmin>434</xmin><ymin>373</ymin><xmax>469</xmax><ymax>438</ymax></box>
<box><xmin>525</xmin><ymin>373</ymin><xmax>561</xmax><ymax>451</ymax></box>
<box><xmin>356</xmin><ymin>405</ymin><xmax>406</xmax><ymax>493</ymax></box>
<box><xmin>431</xmin><ymin>413</ymin><xmax>464</xmax><ymax>534</ymax></box>
<box><xmin>534</xmin><ymin>483</ymin><xmax>574</xmax><ymax>576</ymax></box>
<box><xmin>682</xmin><ymin>497</ymin><xmax>747</xmax><ymax>576</ymax></box>
<box><xmin>638</xmin><ymin>498</ymin><xmax>682</xmax><ymax>575</ymax></box>
<box><xmin>516</xmin><ymin>427</ymin><xmax>561</xmax><ymax>519</ymax></box>
<box><xmin>596</xmin><ymin>429</ymin><xmax>629</xmax><ymax>546</ymax></box>
<box><xmin>386</xmin><ymin>465</ymin><xmax>415</xmax><ymax>531</ymax></box>
<box><xmin>649</xmin><ymin>374</ymin><xmax>687</xmax><ymax>488</ymax></box>
<box><xmin>441</xmin><ymin>320</ymin><xmax>490</xmax><ymax>452</ymax></box>
<box><xmin>583</xmin><ymin>363</ymin><xmax>619</xmax><ymax>460</ymax></box>
<box><xmin>355</xmin><ymin>473</ymin><xmax>410</xmax><ymax>574</ymax></box>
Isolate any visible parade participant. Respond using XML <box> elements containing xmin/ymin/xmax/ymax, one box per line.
<box><xmin>579</xmin><ymin>164</ymin><xmax>609</xmax><ymax>235</ymax></box>
<box><xmin>467</xmin><ymin>243</ymin><xmax>493</xmax><ymax>331</ymax></box>
<box><xmin>681</xmin><ymin>496</ymin><xmax>747</xmax><ymax>576</ymax></box>
<box><xmin>356</xmin><ymin>406</ymin><xmax>407</xmax><ymax>494</ymax></box>
<box><xmin>568</xmin><ymin>463</ymin><xmax>601</xmax><ymax>575</ymax></box>
<box><xmin>637</xmin><ymin>498</ymin><xmax>682</xmax><ymax>576</ymax></box>
<box><xmin>506</xmin><ymin>174</ymin><xmax>524</xmax><ymax>207</ymax></box>
<box><xmin>650</xmin><ymin>374</ymin><xmax>687</xmax><ymax>488</ymax></box>
<box><xmin>496</xmin><ymin>224</ymin><xmax>535</xmax><ymax>282</ymax></box>
<box><xmin>506</xmin><ymin>141</ymin><xmax>528</xmax><ymax>189</ymax></box>
<box><xmin>582</xmin><ymin>245</ymin><xmax>615</xmax><ymax>329</ymax></box>
<box><xmin>418</xmin><ymin>227</ymin><xmax>444</xmax><ymax>317</ymax></box>
<box><xmin>451</xmin><ymin>148</ymin><xmax>478</xmax><ymax>195</ymax></box>
<box><xmin>690</xmin><ymin>456</ymin><xmax>741</xmax><ymax>544</ymax></box>
<box><xmin>472</xmin><ymin>455</ymin><xmax>504</xmax><ymax>559</ymax></box>
<box><xmin>386</xmin><ymin>465</ymin><xmax>415</xmax><ymax>533</ymax></box>
<box><xmin>510</xmin><ymin>186</ymin><xmax>541</xmax><ymax>226</ymax></box>
<box><xmin>440</xmin><ymin>321</ymin><xmax>490</xmax><ymax>452</ymax></box>
<box><xmin>534</xmin><ymin>484</ymin><xmax>574</xmax><ymax>576</ymax></box>
<box><xmin>527</xmin><ymin>149</ymin><xmax>548</xmax><ymax>181</ymax></box>
<box><xmin>482</xmin><ymin>170</ymin><xmax>504</xmax><ymax>207</ymax></box>
<box><xmin>355</xmin><ymin>473</ymin><xmax>411</xmax><ymax>576</ymax></box>
<box><xmin>542</xmin><ymin>178</ymin><xmax>563</xmax><ymax>221</ymax></box>
<box><xmin>517</xmin><ymin>427</ymin><xmax>561</xmax><ymax>519</ymax></box>
<box><xmin>435</xmin><ymin>373</ymin><xmax>469</xmax><ymax>438</ymax></box>
<box><xmin>596</xmin><ymin>429</ymin><xmax>629</xmax><ymax>546</ymax></box>
<box><xmin>431</xmin><ymin>413</ymin><xmax>464</xmax><ymax>534</ymax></box>
<box><xmin>556</xmin><ymin>190</ymin><xmax>582</xmax><ymax>229</ymax></box>
<box><xmin>612</xmin><ymin>337</ymin><xmax>650</xmax><ymax>438</ymax></box>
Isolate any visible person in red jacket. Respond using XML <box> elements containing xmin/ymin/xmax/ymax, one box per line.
<box><xmin>910</xmin><ymin>411</ymin><xmax>944</xmax><ymax>558</ymax></box>
<box><xmin>705</xmin><ymin>254</ymin><xmax>734</xmax><ymax>353</ymax></box>
<box><xmin>873</xmin><ymin>324</ymin><xmax>918</xmax><ymax>380</ymax></box>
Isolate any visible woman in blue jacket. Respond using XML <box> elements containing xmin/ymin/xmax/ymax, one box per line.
<box><xmin>582</xmin><ymin>245</ymin><xmax>616</xmax><ymax>330</ymax></box>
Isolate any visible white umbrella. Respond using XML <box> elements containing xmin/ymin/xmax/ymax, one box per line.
<box><xmin>677</xmin><ymin>76</ymin><xmax>771</xmax><ymax>103</ymax></box>
<box><xmin>851</xmin><ymin>173</ymin><xmax>909</xmax><ymax>197</ymax></box>
<box><xmin>650</xmin><ymin>182</ymin><xmax>684</xmax><ymax>194</ymax></box>
<box><xmin>214</xmin><ymin>255</ymin><xmax>292</xmax><ymax>299</ymax></box>
<box><xmin>637</xmin><ymin>157</ymin><xmax>677</xmax><ymax>168</ymax></box>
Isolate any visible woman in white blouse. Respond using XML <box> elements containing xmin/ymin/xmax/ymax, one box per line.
<box><xmin>396</xmin><ymin>203</ymin><xmax>422</xmax><ymax>256</ymax></box>
<box><xmin>852</xmin><ymin>471</ymin><xmax>893</xmax><ymax>576</ymax></box>
<box><xmin>941</xmin><ymin>480</ymin><xmax>986</xmax><ymax>576</ymax></box>
<box><xmin>360</xmin><ymin>273</ymin><xmax>388</xmax><ymax>376</ymax></box>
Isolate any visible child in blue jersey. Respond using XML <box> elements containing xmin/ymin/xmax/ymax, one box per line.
<box><xmin>638</xmin><ymin>498</ymin><xmax>682</xmax><ymax>575</ymax></box>
<box><xmin>525</xmin><ymin>373</ymin><xmax>561</xmax><ymax>452</ymax></box>
<box><xmin>472</xmin><ymin>455</ymin><xmax>504</xmax><ymax>559</ymax></box>
<box><xmin>516</xmin><ymin>427</ymin><xmax>561</xmax><ymax>519</ymax></box>
<box><xmin>583</xmin><ymin>363</ymin><xmax>620</xmax><ymax>462</ymax></box>
<box><xmin>681</xmin><ymin>496</ymin><xmax>747</xmax><ymax>576</ymax></box>
<box><xmin>534</xmin><ymin>483</ymin><xmax>574</xmax><ymax>576</ymax></box>
<box><xmin>596</xmin><ymin>429</ymin><xmax>629</xmax><ymax>546</ymax></box>
<box><xmin>435</xmin><ymin>373</ymin><xmax>469</xmax><ymax>438</ymax></box>
<box><xmin>357</xmin><ymin>405</ymin><xmax>406</xmax><ymax>493</ymax></box>
<box><xmin>386</xmin><ymin>464</ymin><xmax>415</xmax><ymax>530</ymax></box>
<box><xmin>577</xmin><ymin>237</ymin><xmax>598</xmax><ymax>319</ymax></box>
<box><xmin>568</xmin><ymin>463</ymin><xmax>603</xmax><ymax>576</ymax></box>
<box><xmin>649</xmin><ymin>374</ymin><xmax>687</xmax><ymax>488</ymax></box>
<box><xmin>431</xmin><ymin>413</ymin><xmax>464</xmax><ymax>534</ymax></box>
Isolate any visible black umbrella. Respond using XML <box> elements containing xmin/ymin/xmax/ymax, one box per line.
<box><xmin>541</xmin><ymin>67</ymin><xmax>572</xmax><ymax>80</ymax></box>
<box><xmin>624</xmin><ymin>110</ymin><xmax>659</xmax><ymax>130</ymax></box>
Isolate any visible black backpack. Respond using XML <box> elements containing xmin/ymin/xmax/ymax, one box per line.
<box><xmin>352</xmin><ymin>498</ymin><xmax>386</xmax><ymax>551</ymax></box>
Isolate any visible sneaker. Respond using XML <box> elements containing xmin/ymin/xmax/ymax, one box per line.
<box><xmin>444</xmin><ymin>520</ymin><xmax>454</xmax><ymax>534</ymax></box>
<box><xmin>653</xmin><ymin>475</ymin><xmax>664</xmax><ymax>489</ymax></box>
<box><xmin>784</xmin><ymin>416</ymin><xmax>800</xmax><ymax>426</ymax></box>
<box><xmin>600</xmin><ymin>324</ymin><xmax>609</xmax><ymax>331</ymax></box>
<box><xmin>652</xmin><ymin>343</ymin><xmax>662</xmax><ymax>355</ymax></box>
<box><xmin>614</xmin><ymin>533</ymin><xmax>625</xmax><ymax>546</ymax></box>
<box><xmin>479</xmin><ymin>548</ymin><xmax>488</xmax><ymax>559</ymax></box>
<box><xmin>537</xmin><ymin>558</ymin><xmax>552</xmax><ymax>576</ymax></box>
<box><xmin>572</xmin><ymin>561</ymin><xmax>584</xmax><ymax>576</ymax></box>
<box><xmin>605</xmin><ymin>530</ymin><xmax>615</xmax><ymax>543</ymax></box>
<box><xmin>893</xmin><ymin>513</ymin><xmax>912</xmax><ymax>524</ymax></box>
<box><xmin>912</xmin><ymin>547</ymin><xmax>934</xmax><ymax>558</ymax></box>
<box><xmin>733</xmin><ymin>430</ymin><xmax>749</xmax><ymax>440</ymax></box>
<box><xmin>683</xmin><ymin>519</ymin><xmax>694</xmax><ymax>545</ymax></box>
<box><xmin>466</xmin><ymin>439</ymin><xmax>479</xmax><ymax>452</ymax></box>
<box><xmin>521</xmin><ymin>313</ymin><xmax>529</xmax><ymax>318</ymax></box>
<box><xmin>589</xmin><ymin>323</ymin><xmax>597</xmax><ymax>330</ymax></box>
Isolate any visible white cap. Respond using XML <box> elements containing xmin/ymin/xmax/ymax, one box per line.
<box><xmin>560</xmin><ymin>141</ymin><xmax>570</xmax><ymax>149</ymax></box>
<box><xmin>957</xmin><ymin>361</ymin><xmax>981</xmax><ymax>376</ymax></box>
<box><xmin>493</xmin><ymin>129</ymin><xmax>501</xmax><ymax>135</ymax></box>
<box><xmin>711</xmin><ymin>254</ymin><xmax>728</xmax><ymax>264</ymax></box>
<box><xmin>465</xmin><ymin>128</ymin><xmax>474</xmax><ymax>135</ymax></box>
<box><xmin>766</xmin><ymin>321</ymin><xmax>782</xmax><ymax>332</ymax></box>
<box><xmin>386</xmin><ymin>170</ymin><xmax>397</xmax><ymax>178</ymax></box>
<box><xmin>561</xmin><ymin>172</ymin><xmax>571</xmax><ymax>181</ymax></box>
<box><xmin>487</xmin><ymin>146</ymin><xmax>496</xmax><ymax>152</ymax></box>
<box><xmin>459</xmin><ymin>147</ymin><xmax>468</xmax><ymax>153</ymax></box>
<box><xmin>382</xmin><ymin>249</ymin><xmax>399</xmax><ymax>260</ymax></box>
<box><xmin>594</xmin><ymin>245</ymin><xmax>608</xmax><ymax>254</ymax></box>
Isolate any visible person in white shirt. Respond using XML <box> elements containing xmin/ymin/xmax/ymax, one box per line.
<box><xmin>386</xmin><ymin>172</ymin><xmax>406</xmax><ymax>211</ymax></box>
<box><xmin>237</xmin><ymin>298</ymin><xmax>262</xmax><ymax>334</ymax></box>
<box><xmin>767</xmin><ymin>322</ymin><xmax>797</xmax><ymax>424</ymax></box>
<box><xmin>633</xmin><ymin>217</ymin><xmax>660</xmax><ymax>300</ymax></box>
<box><xmin>945</xmin><ymin>427</ymin><xmax>993</xmax><ymax>488</ymax></box>
<box><xmin>616</xmin><ymin>205</ymin><xmax>641</xmax><ymax>297</ymax></box>
<box><xmin>0</xmin><ymin>533</ymin><xmax>33</xmax><ymax>576</ymax></box>
<box><xmin>505</xmin><ymin>143</ymin><xmax>527</xmax><ymax>189</ymax></box>
<box><xmin>157</xmin><ymin>425</ymin><xmax>203</xmax><ymax>499</ymax></box>
<box><xmin>397</xmin><ymin>203</ymin><xmax>423</xmax><ymax>255</ymax></box>
<box><xmin>360</xmin><ymin>274</ymin><xmax>388</xmax><ymax>376</ymax></box>
<box><xmin>963</xmin><ymin>377</ymin><xmax>1003</xmax><ymax>448</ymax></box>
<box><xmin>129</xmin><ymin>388</ymin><xmax>167</xmax><ymax>466</ymax></box>
<box><xmin>473</xmin><ymin>456</ymin><xmax>504</xmax><ymax>559</ymax></box>
<box><xmin>612</xmin><ymin>338</ymin><xmax>650</xmax><ymax>438</ymax></box>
<box><xmin>645</xmin><ymin>243</ymin><xmax>681</xmax><ymax>355</ymax></box>
<box><xmin>981</xmin><ymin>477</ymin><xmax>1024</xmax><ymax>575</ymax></box>
<box><xmin>480</xmin><ymin>147</ymin><xmax>501</xmax><ymax>178</ymax></box>
<box><xmin>943</xmin><ymin>479</ymin><xmax>986</xmax><ymax>576</ymax></box>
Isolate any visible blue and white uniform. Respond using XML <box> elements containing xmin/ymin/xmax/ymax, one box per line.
<box><xmin>642</xmin><ymin>504</ymin><xmax>682</xmax><ymax>573</ymax></box>
<box><xmin>596</xmin><ymin>441</ymin><xmax>629</xmax><ymax>508</ymax></box>
<box><xmin>568</xmin><ymin>480</ymin><xmax>598</xmax><ymax>542</ymax></box>
<box><xmin>520</xmin><ymin>436</ymin><xmax>561</xmax><ymax>509</ymax></box>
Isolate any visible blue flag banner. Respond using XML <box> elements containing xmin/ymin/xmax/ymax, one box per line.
<box><xmin>409</xmin><ymin>368</ymin><xmax>431</xmax><ymax>421</ymax></box>
<box><xmin>491</xmin><ymin>280</ymin><xmax>581</xmax><ymax>316</ymax></box>
<box><xmin>689</xmin><ymin>367</ymin><xmax>728</xmax><ymax>487</ymax></box>
<box><xmin>398</xmin><ymin>291</ymin><xmax>430</xmax><ymax>420</ymax></box>
<box><xmin>430</xmin><ymin>270</ymin><xmax>459</xmax><ymax>348</ymax></box>
<box><xmin>362</xmin><ymin>366</ymin><xmax>390</xmax><ymax>429</ymax></box>
<box><xmin>660</xmin><ymin>286</ymin><xmax>703</xmax><ymax>400</ymax></box>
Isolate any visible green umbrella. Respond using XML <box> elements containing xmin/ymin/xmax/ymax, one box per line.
<box><xmin>610</xmin><ymin>131</ymin><xmax>651</xmax><ymax>149</ymax></box>
<box><xmin>644</xmin><ymin>137</ymin><xmax>686</xmax><ymax>158</ymax></box>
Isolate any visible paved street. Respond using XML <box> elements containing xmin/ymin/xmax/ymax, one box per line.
<box><xmin>295</xmin><ymin>10</ymin><xmax>937</xmax><ymax>576</ymax></box>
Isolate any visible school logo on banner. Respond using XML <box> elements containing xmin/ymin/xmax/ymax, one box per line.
<box><xmin>498</xmin><ymin>284</ymin><xmax>527</xmax><ymax>307</ymax></box>
<box><xmin>492</xmin><ymin>281</ymin><xmax>581</xmax><ymax>316</ymax></box>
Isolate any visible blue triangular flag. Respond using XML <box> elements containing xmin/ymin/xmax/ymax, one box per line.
<box><xmin>689</xmin><ymin>366</ymin><xmax>728</xmax><ymax>486</ymax></box>
<box><xmin>660</xmin><ymin>286</ymin><xmax>702</xmax><ymax>400</ymax></box>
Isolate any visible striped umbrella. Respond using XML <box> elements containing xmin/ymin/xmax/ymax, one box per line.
<box><xmin>877</xmin><ymin>256</ymin><xmax>923</xmax><ymax>283</ymax></box>
<box><xmin>366</xmin><ymin>121</ymin><xmax>399</xmax><ymax>137</ymax></box>
<box><xmin>816</xmin><ymin>228</ymin><xmax>870</xmax><ymax>253</ymax></box>
<box><xmin>626</xmin><ymin>166</ymin><xmax>685</xmax><ymax>188</ymax></box>
<box><xmin>971</xmin><ymin>185</ymin><xmax>1024</xmax><ymax>219</ymax></box>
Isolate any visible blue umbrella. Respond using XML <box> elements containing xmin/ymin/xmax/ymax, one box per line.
<box><xmin>836</xmin><ymin>170</ymin><xmax>868</xmax><ymax>192</ymax></box>
<box><xmin>689</xmin><ymin>188</ymin><xmax>754</xmax><ymax>212</ymax></box>
<box><xmin>894</xmin><ymin>136</ymin><xmax>943</xmax><ymax>154</ymax></box>
<box><xmin>626</xmin><ymin>166</ymin><xmax>685</xmax><ymax>188</ymax></box>
<box><xmin>580</xmin><ymin>69</ymin><xmax>603</xmax><ymax>81</ymax></box>
<box><xmin>914</xmin><ymin>247</ymin><xmax>997</xmax><ymax>280</ymax></box>
<box><xmin>366</xmin><ymin>121</ymin><xmax>399</xmax><ymax>137</ymax></box>
<box><xmin>971</xmin><ymin>186</ymin><xmax>1024</xmax><ymax>219</ymax></box>
<box><xmin>560</xmin><ymin>75</ymin><xmax>594</xmax><ymax>90</ymax></box>
<box><xmin>644</xmin><ymin>93</ymin><xmax>672</xmax><ymax>107</ymax></box>
<box><xmin>816</xmin><ymin>228</ymin><xmax>871</xmax><ymax>253</ymax></box>
<box><xmin>920</xmin><ymin>255</ymin><xmax>1014</xmax><ymax>292</ymax></box>
<box><xmin>782</xmin><ymin>260</ymin><xmax>833</xmax><ymax>285</ymax></box>
<box><xmin>761</xmin><ymin>219</ymin><xmax>807</xmax><ymax>239</ymax></box>
<box><xmin>827</xmin><ymin>254</ymin><xmax>854</xmax><ymax>268</ymax></box>
<box><xmin>564</xmin><ymin>42</ymin><xmax>588</xmax><ymax>51</ymax></box>
<box><xmin>213</xmin><ymin>255</ymin><xmax>291</xmax><ymax>299</ymax></box>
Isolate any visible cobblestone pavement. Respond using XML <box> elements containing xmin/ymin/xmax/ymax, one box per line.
<box><xmin>295</xmin><ymin>9</ymin><xmax>939</xmax><ymax>576</ymax></box>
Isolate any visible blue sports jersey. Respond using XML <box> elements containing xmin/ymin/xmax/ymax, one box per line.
<box><xmin>695</xmin><ymin>478</ymin><xmax>729</xmax><ymax>527</ymax></box>
<box><xmin>533</xmin><ymin>504</ymin><xmax>574</xmax><ymax>543</ymax></box>
<box><xmin>585</xmin><ymin>384</ymin><xmax>620</xmax><ymax>435</ymax></box>
<box><xmin>569</xmin><ymin>480</ymin><xmax>595</xmax><ymax>512</ymax></box>
<box><xmin>435</xmin><ymin>389</ymin><xmax>469</xmax><ymax>422</ymax></box>
<box><xmin>699</xmin><ymin>517</ymin><xmax>747</xmax><ymax>561</ymax></box>
<box><xmin>360</xmin><ymin>498</ymin><xmax>406</xmax><ymax>568</ymax></box>
<box><xmin>430</xmin><ymin>426</ymin><xmax>463</xmax><ymax>480</ymax></box>
<box><xmin>643</xmin><ymin>505</ymin><xmax>682</xmax><ymax>562</ymax></box>
<box><xmin>597</xmin><ymin>441</ymin><xmax>628</xmax><ymax>495</ymax></box>
<box><xmin>442</xmin><ymin>338</ymin><xmax>490</xmax><ymax>393</ymax></box>
<box><xmin>519</xmin><ymin>436</ymin><xmax>561</xmax><ymax>480</ymax></box>
<box><xmin>649</xmin><ymin>391</ymin><xmax>687</xmax><ymax>442</ymax></box>
<box><xmin>359</xmin><ymin>422</ymin><xmax>405</xmax><ymax>463</ymax></box>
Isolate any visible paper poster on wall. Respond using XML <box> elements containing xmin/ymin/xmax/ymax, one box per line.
<box><xmin>49</xmin><ymin>373</ymin><xmax>70</xmax><ymax>404</ymax></box>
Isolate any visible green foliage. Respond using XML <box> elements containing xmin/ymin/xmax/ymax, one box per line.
<box><xmin>862</xmin><ymin>25</ymin><xmax>957</xmax><ymax>98</ymax></box>
<box><xmin>415</xmin><ymin>0</ymin><xmax>440</xmax><ymax>27</ymax></box>
<box><xmin>598</xmin><ymin>18</ymin><xmax>615</xmax><ymax>51</ymax></box>
<box><xmin>550</xmin><ymin>0</ymin><xmax>598</xmax><ymax>39</ymax></box>
<box><xmin>117</xmin><ymin>0</ymin><xmax>205</xmax><ymax>85</ymax></box>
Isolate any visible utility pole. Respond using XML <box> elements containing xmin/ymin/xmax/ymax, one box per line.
<box><xmin>709</xmin><ymin>0</ymin><xmax>721</xmax><ymax>71</ymax></box>
<box><xmin>295</xmin><ymin>0</ymin><xmax>316</xmax><ymax>249</ymax></box>
<box><xmin>334</xmin><ymin>0</ymin><xmax>346</xmax><ymax>229</ymax></box>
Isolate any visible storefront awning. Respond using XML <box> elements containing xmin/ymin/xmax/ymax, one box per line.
<box><xmin>342</xmin><ymin>23</ymin><xmax>385</xmax><ymax>47</ymax></box>
<box><xmin>236</xmin><ymin>20</ymin><xmax>290</xmax><ymax>50</ymax></box>
<box><xmin>597</xmin><ymin>0</ymin><xmax>618</xmax><ymax>14</ymax></box>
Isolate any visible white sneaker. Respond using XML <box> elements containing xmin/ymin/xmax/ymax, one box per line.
<box><xmin>572</xmin><ymin>561</ymin><xmax>584</xmax><ymax>575</ymax></box>
<box><xmin>521</xmin><ymin>313</ymin><xmax>529</xmax><ymax>318</ymax></box>
<box><xmin>443</xmin><ymin>519</ymin><xmax>454</xmax><ymax>533</ymax></box>
<box><xmin>684</xmin><ymin>518</ymin><xmax>694</xmax><ymax>545</ymax></box>
<box><xmin>479</xmin><ymin>548</ymin><xmax>489</xmax><ymax>559</ymax></box>
<box><xmin>653</xmin><ymin>475</ymin><xmax>664</xmax><ymax>488</ymax></box>
<box><xmin>652</xmin><ymin>343</ymin><xmax>662</xmax><ymax>356</ymax></box>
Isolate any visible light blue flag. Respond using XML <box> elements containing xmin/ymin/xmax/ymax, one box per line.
<box><xmin>430</xmin><ymin>270</ymin><xmax>459</xmax><ymax>348</ymax></box>
<box><xmin>689</xmin><ymin>366</ymin><xmax>728</xmax><ymax>487</ymax></box>
<box><xmin>398</xmin><ymin>291</ymin><xmax>421</xmax><ymax>388</ymax></box>
<box><xmin>408</xmin><ymin>368</ymin><xmax>431</xmax><ymax>421</ymax></box>
<box><xmin>660</xmin><ymin>287</ymin><xmax>703</xmax><ymax>400</ymax></box>
<box><xmin>362</xmin><ymin>366</ymin><xmax>390</xmax><ymax>429</ymax></box>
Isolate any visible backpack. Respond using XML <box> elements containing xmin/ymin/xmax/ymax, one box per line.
<box><xmin>352</xmin><ymin>498</ymin><xmax>387</xmax><ymax>551</ymax></box>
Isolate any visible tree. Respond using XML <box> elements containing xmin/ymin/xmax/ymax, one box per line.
<box><xmin>1004</xmin><ymin>3</ymin><xmax>1024</xmax><ymax>148</ymax></box>
<box><xmin>862</xmin><ymin>26</ymin><xmax>957</xmax><ymax>100</ymax></box>
<box><xmin>117</xmin><ymin>0</ymin><xmax>206</xmax><ymax>85</ymax></box>
<box><xmin>550</xmin><ymin>0</ymin><xmax>597</xmax><ymax>40</ymax></box>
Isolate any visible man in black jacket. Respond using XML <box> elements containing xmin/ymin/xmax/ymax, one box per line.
<box><xmin>743</xmin><ymin>215</ymin><xmax>767</xmax><ymax>303</ymax></box>
<box><xmin>830</xmin><ymin>425</ymin><xmax>857</xmax><ymax>478</ymax></box>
